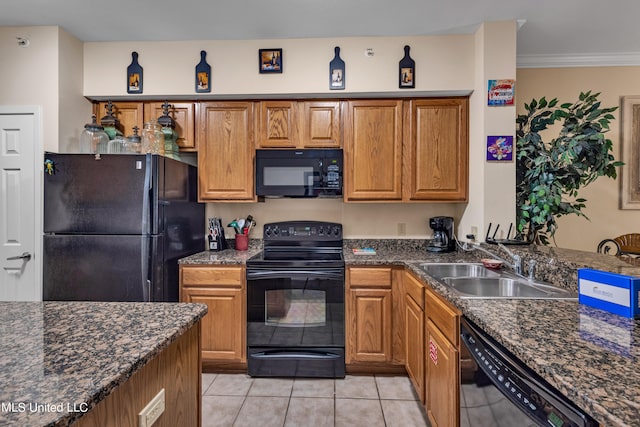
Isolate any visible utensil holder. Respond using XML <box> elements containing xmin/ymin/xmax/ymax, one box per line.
<box><xmin>235</xmin><ymin>234</ymin><xmax>248</xmax><ymax>251</ymax></box>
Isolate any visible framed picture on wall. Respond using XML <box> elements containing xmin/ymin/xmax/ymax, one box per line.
<box><xmin>398</xmin><ymin>45</ymin><xmax>415</xmax><ymax>89</ymax></box>
<box><xmin>621</xmin><ymin>96</ymin><xmax>640</xmax><ymax>209</ymax></box>
<box><xmin>126</xmin><ymin>51</ymin><xmax>143</xmax><ymax>94</ymax></box>
<box><xmin>259</xmin><ymin>49</ymin><xmax>283</xmax><ymax>73</ymax></box>
<box><xmin>486</xmin><ymin>136</ymin><xmax>513</xmax><ymax>161</ymax></box>
<box><xmin>329</xmin><ymin>46</ymin><xmax>345</xmax><ymax>90</ymax></box>
<box><xmin>487</xmin><ymin>79</ymin><xmax>515</xmax><ymax>106</ymax></box>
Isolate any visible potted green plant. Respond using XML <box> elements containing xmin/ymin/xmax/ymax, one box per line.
<box><xmin>516</xmin><ymin>91</ymin><xmax>623</xmax><ymax>245</ymax></box>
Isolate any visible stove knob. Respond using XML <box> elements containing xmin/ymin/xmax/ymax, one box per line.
<box><xmin>273</xmin><ymin>226</ymin><xmax>279</xmax><ymax>235</ymax></box>
<box><xmin>318</xmin><ymin>226</ymin><xmax>324</xmax><ymax>236</ymax></box>
<box><xmin>265</xmin><ymin>226</ymin><xmax>272</xmax><ymax>237</ymax></box>
<box><xmin>331</xmin><ymin>226</ymin><xmax>340</xmax><ymax>236</ymax></box>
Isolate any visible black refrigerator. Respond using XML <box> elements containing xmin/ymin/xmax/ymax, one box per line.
<box><xmin>43</xmin><ymin>153</ymin><xmax>204</xmax><ymax>302</ymax></box>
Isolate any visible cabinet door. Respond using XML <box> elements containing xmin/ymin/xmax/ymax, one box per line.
<box><xmin>180</xmin><ymin>265</ymin><xmax>245</xmax><ymax>363</ymax></box>
<box><xmin>405</xmin><ymin>293</ymin><xmax>425</xmax><ymax>402</ymax></box>
<box><xmin>144</xmin><ymin>102</ymin><xmax>196</xmax><ymax>151</ymax></box>
<box><xmin>344</xmin><ymin>100</ymin><xmax>403</xmax><ymax>201</ymax></box>
<box><xmin>96</xmin><ymin>101</ymin><xmax>144</xmax><ymax>137</ymax></box>
<box><xmin>301</xmin><ymin>101</ymin><xmax>341</xmax><ymax>147</ymax></box>
<box><xmin>258</xmin><ymin>101</ymin><xmax>298</xmax><ymax>148</ymax></box>
<box><xmin>182</xmin><ymin>287</ymin><xmax>245</xmax><ymax>362</ymax></box>
<box><xmin>405</xmin><ymin>98</ymin><xmax>468</xmax><ymax>201</ymax></box>
<box><xmin>347</xmin><ymin>288</ymin><xmax>392</xmax><ymax>363</ymax></box>
<box><xmin>197</xmin><ymin>102</ymin><xmax>255</xmax><ymax>201</ymax></box>
<box><xmin>426</xmin><ymin>320</ymin><xmax>460</xmax><ymax>427</ymax></box>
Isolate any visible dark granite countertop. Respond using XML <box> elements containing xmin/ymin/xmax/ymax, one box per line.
<box><xmin>0</xmin><ymin>302</ymin><xmax>207</xmax><ymax>427</ymax></box>
<box><xmin>179</xmin><ymin>239</ymin><xmax>640</xmax><ymax>426</ymax></box>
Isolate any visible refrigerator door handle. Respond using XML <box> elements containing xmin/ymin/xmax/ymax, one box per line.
<box><xmin>143</xmin><ymin>279</ymin><xmax>151</xmax><ymax>302</ymax></box>
<box><xmin>6</xmin><ymin>252</ymin><xmax>32</xmax><ymax>261</ymax></box>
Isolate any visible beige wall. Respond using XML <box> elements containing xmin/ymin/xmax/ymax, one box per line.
<box><xmin>0</xmin><ymin>22</ymin><xmax>517</xmax><ymax>241</ymax></box>
<box><xmin>81</xmin><ymin>23</ymin><xmax>517</xmax><ymax>241</ymax></box>
<box><xmin>208</xmin><ymin>199</ymin><xmax>467</xmax><ymax>239</ymax></box>
<box><xmin>459</xmin><ymin>21</ymin><xmax>517</xmax><ymax>243</ymax></box>
<box><xmin>58</xmin><ymin>28</ymin><xmax>89</xmax><ymax>152</ymax></box>
<box><xmin>0</xmin><ymin>26</ymin><xmax>90</xmax><ymax>152</ymax></box>
<box><xmin>84</xmin><ymin>35</ymin><xmax>475</xmax><ymax>97</ymax></box>
<box><xmin>517</xmin><ymin>66</ymin><xmax>640</xmax><ymax>252</ymax></box>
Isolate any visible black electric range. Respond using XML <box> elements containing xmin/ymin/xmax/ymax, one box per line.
<box><xmin>246</xmin><ymin>221</ymin><xmax>345</xmax><ymax>378</ymax></box>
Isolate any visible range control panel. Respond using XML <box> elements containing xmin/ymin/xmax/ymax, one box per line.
<box><xmin>262</xmin><ymin>221</ymin><xmax>342</xmax><ymax>241</ymax></box>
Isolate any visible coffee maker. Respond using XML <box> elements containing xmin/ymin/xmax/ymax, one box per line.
<box><xmin>427</xmin><ymin>216</ymin><xmax>455</xmax><ymax>253</ymax></box>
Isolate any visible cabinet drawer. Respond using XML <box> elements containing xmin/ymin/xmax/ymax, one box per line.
<box><xmin>404</xmin><ymin>271</ymin><xmax>425</xmax><ymax>309</ymax></box>
<box><xmin>425</xmin><ymin>287</ymin><xmax>460</xmax><ymax>348</ymax></box>
<box><xmin>348</xmin><ymin>267</ymin><xmax>392</xmax><ymax>288</ymax></box>
<box><xmin>180</xmin><ymin>266</ymin><xmax>243</xmax><ymax>288</ymax></box>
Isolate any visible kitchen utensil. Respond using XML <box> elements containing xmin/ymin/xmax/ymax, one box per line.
<box><xmin>227</xmin><ymin>220</ymin><xmax>241</xmax><ymax>235</ymax></box>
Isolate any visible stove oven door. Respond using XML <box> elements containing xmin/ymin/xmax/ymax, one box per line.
<box><xmin>246</xmin><ymin>267</ymin><xmax>345</xmax><ymax>377</ymax></box>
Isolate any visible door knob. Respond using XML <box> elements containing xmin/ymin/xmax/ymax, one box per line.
<box><xmin>6</xmin><ymin>252</ymin><xmax>32</xmax><ymax>261</ymax></box>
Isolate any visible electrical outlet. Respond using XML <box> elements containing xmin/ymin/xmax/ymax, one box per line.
<box><xmin>139</xmin><ymin>389</ymin><xmax>165</xmax><ymax>427</ymax></box>
<box><xmin>397</xmin><ymin>223</ymin><xmax>406</xmax><ymax>236</ymax></box>
<box><xmin>365</xmin><ymin>48</ymin><xmax>374</xmax><ymax>57</ymax></box>
<box><xmin>470</xmin><ymin>226</ymin><xmax>478</xmax><ymax>237</ymax></box>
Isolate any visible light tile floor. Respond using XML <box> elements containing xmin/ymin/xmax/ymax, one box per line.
<box><xmin>202</xmin><ymin>373</ymin><xmax>430</xmax><ymax>427</ymax></box>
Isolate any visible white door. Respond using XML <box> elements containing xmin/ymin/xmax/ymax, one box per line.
<box><xmin>0</xmin><ymin>107</ymin><xmax>41</xmax><ymax>301</ymax></box>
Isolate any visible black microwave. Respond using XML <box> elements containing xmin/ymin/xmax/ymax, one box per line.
<box><xmin>255</xmin><ymin>149</ymin><xmax>343</xmax><ymax>198</ymax></box>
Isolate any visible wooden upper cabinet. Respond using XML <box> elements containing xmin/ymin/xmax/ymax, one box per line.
<box><xmin>344</xmin><ymin>100</ymin><xmax>403</xmax><ymax>201</ymax></box>
<box><xmin>258</xmin><ymin>101</ymin><xmax>298</xmax><ymax>148</ymax></box>
<box><xmin>258</xmin><ymin>100</ymin><xmax>341</xmax><ymax>148</ymax></box>
<box><xmin>95</xmin><ymin>101</ymin><xmax>144</xmax><ymax>138</ymax></box>
<box><xmin>404</xmin><ymin>98</ymin><xmax>469</xmax><ymax>201</ymax></box>
<box><xmin>301</xmin><ymin>101</ymin><xmax>341</xmax><ymax>147</ymax></box>
<box><xmin>197</xmin><ymin>102</ymin><xmax>255</xmax><ymax>201</ymax></box>
<box><xmin>144</xmin><ymin>102</ymin><xmax>197</xmax><ymax>151</ymax></box>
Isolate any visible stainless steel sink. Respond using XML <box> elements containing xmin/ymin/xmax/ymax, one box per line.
<box><xmin>442</xmin><ymin>277</ymin><xmax>576</xmax><ymax>299</ymax></box>
<box><xmin>419</xmin><ymin>263</ymin><xmax>501</xmax><ymax>278</ymax></box>
<box><xmin>419</xmin><ymin>262</ymin><xmax>577</xmax><ymax>300</ymax></box>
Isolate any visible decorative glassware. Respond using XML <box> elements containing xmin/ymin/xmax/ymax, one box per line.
<box><xmin>80</xmin><ymin>114</ymin><xmax>109</xmax><ymax>154</ymax></box>
<box><xmin>141</xmin><ymin>119</ymin><xmax>165</xmax><ymax>155</ymax></box>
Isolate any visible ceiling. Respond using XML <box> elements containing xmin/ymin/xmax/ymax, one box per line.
<box><xmin>3</xmin><ymin>0</ymin><xmax>640</xmax><ymax>67</ymax></box>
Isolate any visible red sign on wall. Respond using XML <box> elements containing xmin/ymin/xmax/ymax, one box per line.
<box><xmin>429</xmin><ymin>338</ymin><xmax>438</xmax><ymax>365</ymax></box>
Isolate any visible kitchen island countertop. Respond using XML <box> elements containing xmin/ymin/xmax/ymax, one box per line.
<box><xmin>0</xmin><ymin>302</ymin><xmax>207</xmax><ymax>427</ymax></box>
<box><xmin>180</xmin><ymin>240</ymin><xmax>640</xmax><ymax>426</ymax></box>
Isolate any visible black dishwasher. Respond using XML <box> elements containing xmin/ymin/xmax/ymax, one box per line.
<box><xmin>460</xmin><ymin>318</ymin><xmax>598</xmax><ymax>427</ymax></box>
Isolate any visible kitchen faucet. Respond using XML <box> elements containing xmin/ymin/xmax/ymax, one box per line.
<box><xmin>497</xmin><ymin>242</ymin><xmax>523</xmax><ymax>275</ymax></box>
<box><xmin>461</xmin><ymin>241</ymin><xmax>525</xmax><ymax>278</ymax></box>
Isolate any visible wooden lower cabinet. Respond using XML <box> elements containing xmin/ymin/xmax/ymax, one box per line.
<box><xmin>425</xmin><ymin>286</ymin><xmax>461</xmax><ymax>427</ymax></box>
<box><xmin>426</xmin><ymin>320</ymin><xmax>460</xmax><ymax>427</ymax></box>
<box><xmin>180</xmin><ymin>265</ymin><xmax>246</xmax><ymax>364</ymax></box>
<box><xmin>346</xmin><ymin>267</ymin><xmax>394</xmax><ymax>364</ymax></box>
<box><xmin>75</xmin><ymin>323</ymin><xmax>201</xmax><ymax>427</ymax></box>
<box><xmin>348</xmin><ymin>287</ymin><xmax>392</xmax><ymax>363</ymax></box>
<box><xmin>405</xmin><ymin>293</ymin><xmax>425</xmax><ymax>401</ymax></box>
<box><xmin>404</xmin><ymin>270</ymin><xmax>426</xmax><ymax>402</ymax></box>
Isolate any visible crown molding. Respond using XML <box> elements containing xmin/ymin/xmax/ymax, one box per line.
<box><xmin>517</xmin><ymin>52</ymin><xmax>640</xmax><ymax>68</ymax></box>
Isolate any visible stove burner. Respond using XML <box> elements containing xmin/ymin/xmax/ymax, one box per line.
<box><xmin>247</xmin><ymin>221</ymin><xmax>344</xmax><ymax>268</ymax></box>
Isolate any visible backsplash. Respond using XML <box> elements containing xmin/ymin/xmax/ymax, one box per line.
<box><xmin>207</xmin><ymin>199</ymin><xmax>466</xmax><ymax>239</ymax></box>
